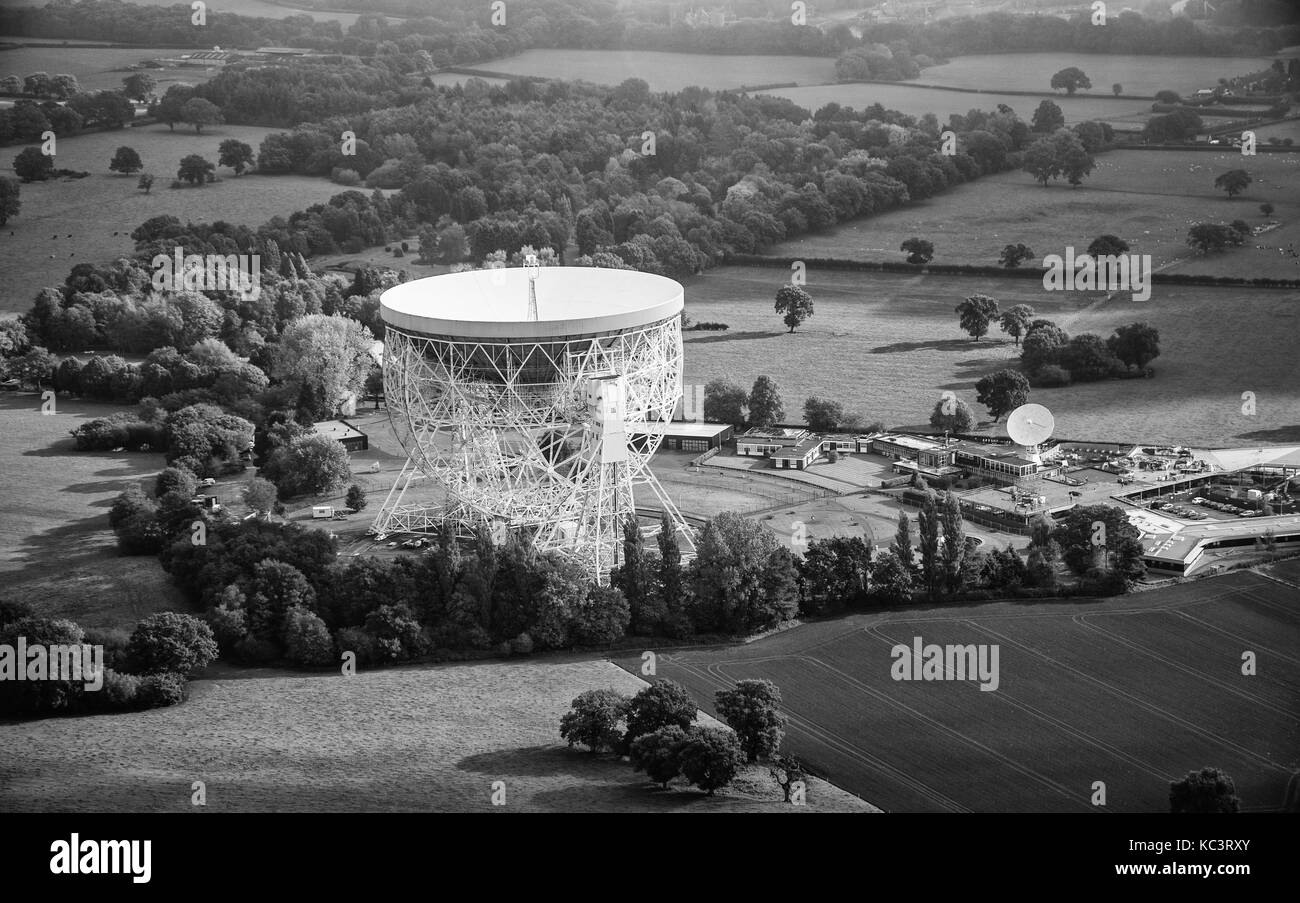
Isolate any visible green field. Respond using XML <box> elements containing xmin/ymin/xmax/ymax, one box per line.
<box><xmin>0</xmin><ymin>658</ymin><xmax>875</xmax><ymax>812</ymax></box>
<box><xmin>2</xmin><ymin>0</ymin><xmax>368</xmax><ymax>26</ymax></box>
<box><xmin>0</xmin><ymin>393</ymin><xmax>187</xmax><ymax>628</ymax></box>
<box><xmin>0</xmin><ymin>45</ymin><xmax>219</xmax><ymax>94</ymax></box>
<box><xmin>765</xmin><ymin>82</ymin><xmax>1154</xmax><ymax>125</ymax></box>
<box><xmin>913</xmin><ymin>52</ymin><xmax>1271</xmax><ymax>97</ymax></box>
<box><xmin>469</xmin><ymin>49</ymin><xmax>837</xmax><ymax>91</ymax></box>
<box><xmin>680</xmin><ymin>265</ymin><xmax>1300</xmax><ymax>448</ymax></box>
<box><xmin>768</xmin><ymin>148</ymin><xmax>1300</xmax><ymax>280</ymax></box>
<box><xmin>618</xmin><ymin>569</ymin><xmax>1300</xmax><ymax>811</ymax></box>
<box><xmin>0</xmin><ymin>123</ymin><xmax>349</xmax><ymax>314</ymax></box>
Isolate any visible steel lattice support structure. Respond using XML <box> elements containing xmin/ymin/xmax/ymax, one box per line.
<box><xmin>372</xmin><ymin>267</ymin><xmax>696</xmax><ymax>581</ymax></box>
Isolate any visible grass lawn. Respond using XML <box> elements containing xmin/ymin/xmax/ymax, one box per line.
<box><xmin>0</xmin><ymin>658</ymin><xmax>877</xmax><ymax>813</ymax></box>
<box><xmin>0</xmin><ymin>45</ymin><xmax>222</xmax><ymax>94</ymax></box>
<box><xmin>765</xmin><ymin>82</ymin><xmax>1154</xmax><ymax>125</ymax></box>
<box><xmin>912</xmin><ymin>52</ymin><xmax>1272</xmax><ymax>97</ymax></box>
<box><xmin>473</xmin><ymin>49</ymin><xmax>837</xmax><ymax>91</ymax></box>
<box><xmin>0</xmin><ymin>124</ymin><xmax>350</xmax><ymax>315</ymax></box>
<box><xmin>767</xmin><ymin>148</ymin><xmax>1300</xmax><ymax>279</ymax></box>
<box><xmin>2</xmin><ymin>0</ymin><xmax>368</xmax><ymax>26</ymax></box>
<box><xmin>680</xmin><ymin>265</ymin><xmax>1300</xmax><ymax>448</ymax></box>
<box><xmin>616</xmin><ymin>568</ymin><xmax>1299</xmax><ymax>812</ymax></box>
<box><xmin>0</xmin><ymin>393</ymin><xmax>187</xmax><ymax>629</ymax></box>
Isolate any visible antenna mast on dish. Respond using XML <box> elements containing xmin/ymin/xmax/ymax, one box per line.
<box><xmin>525</xmin><ymin>253</ymin><xmax>540</xmax><ymax>322</ymax></box>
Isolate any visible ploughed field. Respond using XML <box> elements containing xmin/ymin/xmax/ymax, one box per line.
<box><xmin>617</xmin><ymin>568</ymin><xmax>1300</xmax><ymax>812</ymax></box>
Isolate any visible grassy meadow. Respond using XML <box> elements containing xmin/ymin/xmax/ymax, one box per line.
<box><xmin>0</xmin><ymin>123</ymin><xmax>350</xmax><ymax>314</ymax></box>
<box><xmin>0</xmin><ymin>393</ymin><xmax>187</xmax><ymax>629</ymax></box>
<box><xmin>468</xmin><ymin>49</ymin><xmax>837</xmax><ymax>91</ymax></box>
<box><xmin>768</xmin><ymin>148</ymin><xmax>1300</xmax><ymax>280</ymax></box>
<box><xmin>0</xmin><ymin>45</ymin><xmax>219</xmax><ymax>94</ymax></box>
<box><xmin>0</xmin><ymin>658</ymin><xmax>876</xmax><ymax>813</ymax></box>
<box><xmin>913</xmin><ymin>52</ymin><xmax>1272</xmax><ymax>97</ymax></box>
<box><xmin>681</xmin><ymin>266</ymin><xmax>1300</xmax><ymax>448</ymax></box>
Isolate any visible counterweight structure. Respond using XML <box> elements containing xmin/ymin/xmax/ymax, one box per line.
<box><xmin>373</xmin><ymin>266</ymin><xmax>695</xmax><ymax>580</ymax></box>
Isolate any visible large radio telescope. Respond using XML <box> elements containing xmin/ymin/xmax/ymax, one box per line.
<box><xmin>372</xmin><ymin>264</ymin><xmax>695</xmax><ymax>580</ymax></box>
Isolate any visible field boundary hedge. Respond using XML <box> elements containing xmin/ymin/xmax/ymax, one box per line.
<box><xmin>729</xmin><ymin>253</ymin><xmax>1300</xmax><ymax>289</ymax></box>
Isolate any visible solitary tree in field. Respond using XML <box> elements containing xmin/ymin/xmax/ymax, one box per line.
<box><xmin>218</xmin><ymin>138</ymin><xmax>254</xmax><ymax>175</ymax></box>
<box><xmin>1260</xmin><ymin>202</ymin><xmax>1274</xmax><ymax>217</ymax></box>
<box><xmin>345</xmin><ymin>484</ymin><xmax>367</xmax><ymax>512</ymax></box>
<box><xmin>1112</xmin><ymin>83</ymin><xmax>1122</xmax><ymax>96</ymax></box>
<box><xmin>13</xmin><ymin>147</ymin><xmax>53</xmax><ymax>182</ymax></box>
<box><xmin>774</xmin><ymin>284</ymin><xmax>814</xmax><ymax>332</ymax></box>
<box><xmin>180</xmin><ymin>96</ymin><xmax>223</xmax><ymax>134</ymax></box>
<box><xmin>975</xmin><ymin>369</ymin><xmax>1030</xmax><ymax>421</ymax></box>
<box><xmin>998</xmin><ymin>243</ymin><xmax>1034</xmax><ymax>268</ymax></box>
<box><xmin>1049</xmin><ymin>67</ymin><xmax>1091</xmax><ymax>95</ymax></box>
<box><xmin>955</xmin><ymin>294</ymin><xmax>1000</xmax><ymax>341</ymax></box>
<box><xmin>1170</xmin><ymin>767</ymin><xmax>1240</xmax><ymax>813</ymax></box>
<box><xmin>137</xmin><ymin>172</ymin><xmax>154</xmax><ymax>194</ymax></box>
<box><xmin>1186</xmin><ymin>222</ymin><xmax>1234</xmax><ymax>254</ymax></box>
<box><xmin>109</xmin><ymin>146</ymin><xmax>143</xmax><ymax>174</ymax></box>
<box><xmin>900</xmin><ymin>236</ymin><xmax>934</xmax><ymax>265</ymax></box>
<box><xmin>1087</xmin><ymin>234</ymin><xmax>1129</xmax><ymax>257</ymax></box>
<box><xmin>999</xmin><ymin>304</ymin><xmax>1035</xmax><ymax>346</ymax></box>
<box><xmin>0</xmin><ymin>177</ymin><xmax>20</xmax><ymax>227</ymax></box>
<box><xmin>177</xmin><ymin>154</ymin><xmax>215</xmax><ymax>186</ymax></box>
<box><xmin>1214</xmin><ymin>169</ymin><xmax>1252</xmax><ymax>198</ymax></box>
<box><xmin>747</xmin><ymin>375</ymin><xmax>784</xmax><ymax>428</ymax></box>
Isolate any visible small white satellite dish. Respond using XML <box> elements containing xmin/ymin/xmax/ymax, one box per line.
<box><xmin>1006</xmin><ymin>403</ymin><xmax>1055</xmax><ymax>449</ymax></box>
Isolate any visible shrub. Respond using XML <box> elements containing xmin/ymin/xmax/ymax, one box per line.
<box><xmin>362</xmin><ymin>604</ymin><xmax>427</xmax><ymax>661</ymax></box>
<box><xmin>155</xmin><ymin>465</ymin><xmax>198</xmax><ymax>499</ymax></box>
<box><xmin>0</xmin><ymin>597</ymin><xmax>35</xmax><ymax>627</ymax></box>
<box><xmin>1031</xmin><ymin>364</ymin><xmax>1072</xmax><ymax>387</ymax></box>
<box><xmin>206</xmin><ymin>598</ymin><xmax>249</xmax><ymax>650</ymax></box>
<box><xmin>232</xmin><ymin>634</ymin><xmax>280</xmax><ymax>664</ymax></box>
<box><xmin>630</xmin><ymin>724</ymin><xmax>689</xmax><ymax>788</ymax></box>
<box><xmin>330</xmin><ymin>167</ymin><xmax>361</xmax><ymax>185</ymax></box>
<box><xmin>124</xmin><ymin>612</ymin><xmax>219</xmax><ymax>676</ymax></box>
<box><xmin>677</xmin><ymin>726</ymin><xmax>745</xmax><ymax>795</ymax></box>
<box><xmin>510</xmin><ymin>632</ymin><xmax>534</xmax><ymax>655</ymax></box>
<box><xmin>0</xmin><ymin>616</ymin><xmax>88</xmax><ymax>715</ymax></box>
<box><xmin>82</xmin><ymin>626</ymin><xmax>131</xmax><ymax>671</ymax></box>
<box><xmin>335</xmin><ymin>626</ymin><xmax>376</xmax><ymax>667</ymax></box>
<box><xmin>624</xmin><ymin>679</ymin><xmax>697</xmax><ymax>749</ymax></box>
<box><xmin>96</xmin><ymin>669</ymin><xmax>143</xmax><ymax>711</ymax></box>
<box><xmin>570</xmin><ymin>585</ymin><xmax>630</xmax><ymax>646</ymax></box>
<box><xmin>559</xmin><ymin>688</ymin><xmax>629</xmax><ymax>753</ymax></box>
<box><xmin>345</xmin><ymin>483</ymin><xmax>367</xmax><ymax>512</ymax></box>
<box><xmin>283</xmin><ymin>605</ymin><xmax>334</xmax><ymax>666</ymax></box>
<box><xmin>135</xmin><ymin>671</ymin><xmax>188</xmax><ymax>709</ymax></box>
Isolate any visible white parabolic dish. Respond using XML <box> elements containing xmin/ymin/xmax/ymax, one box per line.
<box><xmin>1006</xmin><ymin>403</ymin><xmax>1055</xmax><ymax>447</ymax></box>
<box><xmin>380</xmin><ymin>267</ymin><xmax>685</xmax><ymax>339</ymax></box>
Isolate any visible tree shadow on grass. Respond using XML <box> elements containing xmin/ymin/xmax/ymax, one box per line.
<box><xmin>684</xmin><ymin>330</ymin><xmax>784</xmax><ymax>345</ymax></box>
<box><xmin>457</xmin><ymin>745</ymin><xmax>612</xmax><ymax>778</ymax></box>
<box><xmin>528</xmin><ymin>779</ymin><xmax>715</xmax><ymax>811</ymax></box>
<box><xmin>871</xmin><ymin>338</ymin><xmax>1000</xmax><ymax>354</ymax></box>
<box><xmin>1234</xmin><ymin>425</ymin><xmax>1300</xmax><ymax>443</ymax></box>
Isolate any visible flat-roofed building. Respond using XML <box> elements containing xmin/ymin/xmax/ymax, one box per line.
<box><xmin>312</xmin><ymin>419</ymin><xmax>368</xmax><ymax>452</ymax></box>
<box><xmin>737</xmin><ymin>427</ymin><xmax>809</xmax><ymax>457</ymax></box>
<box><xmin>633</xmin><ymin>420</ymin><xmax>734</xmax><ymax>452</ymax></box>
<box><xmin>773</xmin><ymin>436</ymin><xmax>823</xmax><ymax>470</ymax></box>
